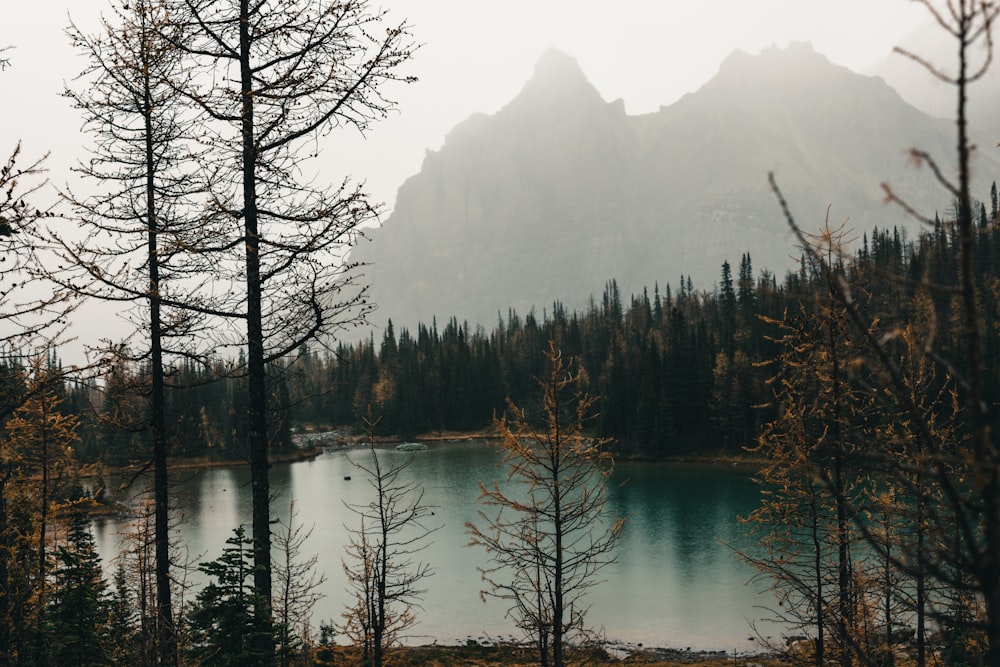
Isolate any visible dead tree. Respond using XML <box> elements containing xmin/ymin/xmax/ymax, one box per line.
<box><xmin>163</xmin><ymin>4</ymin><xmax>415</xmax><ymax>659</ymax></box>
<box><xmin>59</xmin><ymin>2</ymin><xmax>220</xmax><ymax>662</ymax></box>
<box><xmin>339</xmin><ymin>414</ymin><xmax>437</xmax><ymax>667</ymax></box>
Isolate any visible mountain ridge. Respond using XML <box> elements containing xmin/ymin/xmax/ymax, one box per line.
<box><xmin>353</xmin><ymin>43</ymin><xmax>999</xmax><ymax>337</ymax></box>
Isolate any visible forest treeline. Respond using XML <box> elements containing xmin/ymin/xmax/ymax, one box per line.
<box><xmin>7</xmin><ymin>2</ymin><xmax>1000</xmax><ymax>664</ymax></box>
<box><xmin>37</xmin><ymin>185</ymin><xmax>1000</xmax><ymax>466</ymax></box>
<box><xmin>9</xmin><ymin>189</ymin><xmax>1000</xmax><ymax>665</ymax></box>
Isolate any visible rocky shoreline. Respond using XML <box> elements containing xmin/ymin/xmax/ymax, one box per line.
<box><xmin>292</xmin><ymin>427</ymin><xmax>495</xmax><ymax>448</ymax></box>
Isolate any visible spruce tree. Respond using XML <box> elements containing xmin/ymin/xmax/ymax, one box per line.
<box><xmin>46</xmin><ymin>513</ymin><xmax>112</xmax><ymax>666</ymax></box>
<box><xmin>184</xmin><ymin>527</ymin><xmax>262</xmax><ymax>666</ymax></box>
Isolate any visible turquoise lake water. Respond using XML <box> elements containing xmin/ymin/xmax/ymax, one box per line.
<box><xmin>92</xmin><ymin>440</ymin><xmax>780</xmax><ymax>651</ymax></box>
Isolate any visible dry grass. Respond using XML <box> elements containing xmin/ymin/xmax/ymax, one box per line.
<box><xmin>318</xmin><ymin>643</ymin><xmax>786</xmax><ymax>667</ymax></box>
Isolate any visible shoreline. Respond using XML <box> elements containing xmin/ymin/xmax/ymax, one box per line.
<box><xmin>79</xmin><ymin>428</ymin><xmax>763</xmax><ymax>480</ymax></box>
<box><xmin>322</xmin><ymin>641</ymin><xmax>784</xmax><ymax>666</ymax></box>
<box><xmin>75</xmin><ymin>429</ymin><xmax>763</xmax><ymax>520</ymax></box>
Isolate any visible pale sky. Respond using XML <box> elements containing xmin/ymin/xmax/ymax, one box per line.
<box><xmin>1</xmin><ymin>1</ymin><xmax>932</xmax><ymax>359</ymax></box>
<box><xmin>3</xmin><ymin>0</ymin><xmax>930</xmax><ymax>213</ymax></box>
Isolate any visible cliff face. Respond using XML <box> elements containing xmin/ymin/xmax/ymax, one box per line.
<box><xmin>352</xmin><ymin>43</ymin><xmax>997</xmax><ymax>336</ymax></box>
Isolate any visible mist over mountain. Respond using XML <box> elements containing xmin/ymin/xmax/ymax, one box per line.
<box><xmin>352</xmin><ymin>43</ymin><xmax>1000</xmax><ymax>337</ymax></box>
<box><xmin>867</xmin><ymin>23</ymin><xmax>1000</xmax><ymax>137</ymax></box>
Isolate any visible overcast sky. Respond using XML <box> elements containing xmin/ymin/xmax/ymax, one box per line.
<box><xmin>3</xmin><ymin>0</ymin><xmax>932</xmax><ymax>213</ymax></box>
<box><xmin>2</xmin><ymin>1</ymin><xmax>934</xmax><ymax>360</ymax></box>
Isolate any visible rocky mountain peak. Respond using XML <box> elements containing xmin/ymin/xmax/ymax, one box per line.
<box><xmin>503</xmin><ymin>48</ymin><xmax>605</xmax><ymax>115</ymax></box>
<box><xmin>706</xmin><ymin>41</ymin><xmax>844</xmax><ymax>95</ymax></box>
<box><xmin>531</xmin><ymin>47</ymin><xmax>587</xmax><ymax>82</ymax></box>
<box><xmin>681</xmin><ymin>40</ymin><xmax>907</xmax><ymax>122</ymax></box>
<box><xmin>717</xmin><ymin>41</ymin><xmax>824</xmax><ymax>73</ymax></box>
<box><xmin>350</xmin><ymin>45</ymin><xmax>992</xmax><ymax>341</ymax></box>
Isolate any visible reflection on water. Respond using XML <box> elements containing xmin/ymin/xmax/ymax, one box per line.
<box><xmin>92</xmin><ymin>442</ymin><xmax>776</xmax><ymax>650</ymax></box>
<box><xmin>606</xmin><ymin>461</ymin><xmax>769</xmax><ymax>648</ymax></box>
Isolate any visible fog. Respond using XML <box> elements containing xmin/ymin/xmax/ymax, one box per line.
<box><xmin>2</xmin><ymin>0</ymin><xmax>930</xmax><ymax>361</ymax></box>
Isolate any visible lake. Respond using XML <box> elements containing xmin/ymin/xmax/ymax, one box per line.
<box><xmin>91</xmin><ymin>440</ymin><xmax>779</xmax><ymax>651</ymax></box>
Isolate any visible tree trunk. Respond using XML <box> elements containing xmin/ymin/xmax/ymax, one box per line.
<box><xmin>955</xmin><ymin>23</ymin><xmax>1000</xmax><ymax>667</ymax></box>
<box><xmin>983</xmin><ymin>487</ymin><xmax>1000</xmax><ymax>667</ymax></box>
<box><xmin>915</xmin><ymin>497</ymin><xmax>926</xmax><ymax>667</ymax></box>
<box><xmin>0</xmin><ymin>474</ymin><xmax>9</xmax><ymax>667</ymax></box>
<box><xmin>38</xmin><ymin>406</ymin><xmax>47</xmax><ymax>604</ymax></box>
<box><xmin>144</xmin><ymin>67</ymin><xmax>177</xmax><ymax>666</ymax></box>
<box><xmin>811</xmin><ymin>494</ymin><xmax>824</xmax><ymax>667</ymax></box>
<box><xmin>551</xmin><ymin>383</ymin><xmax>564</xmax><ymax>667</ymax></box>
<box><xmin>239</xmin><ymin>0</ymin><xmax>274</xmax><ymax>662</ymax></box>
<box><xmin>835</xmin><ymin>456</ymin><xmax>853</xmax><ymax>667</ymax></box>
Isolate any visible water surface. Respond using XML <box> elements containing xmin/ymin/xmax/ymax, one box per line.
<box><xmin>92</xmin><ymin>441</ymin><xmax>777</xmax><ymax>651</ymax></box>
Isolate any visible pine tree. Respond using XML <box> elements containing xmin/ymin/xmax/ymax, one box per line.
<box><xmin>107</xmin><ymin>563</ymin><xmax>141</xmax><ymax>665</ymax></box>
<box><xmin>46</xmin><ymin>512</ymin><xmax>112</xmax><ymax>666</ymax></box>
<box><xmin>991</xmin><ymin>181</ymin><xmax>997</xmax><ymax>225</ymax></box>
<box><xmin>738</xmin><ymin>252</ymin><xmax>756</xmax><ymax>314</ymax></box>
<box><xmin>184</xmin><ymin>526</ymin><xmax>263</xmax><ymax>666</ymax></box>
<box><xmin>719</xmin><ymin>260</ymin><xmax>737</xmax><ymax>357</ymax></box>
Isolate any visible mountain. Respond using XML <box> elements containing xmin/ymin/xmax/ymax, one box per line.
<box><xmin>866</xmin><ymin>23</ymin><xmax>1000</xmax><ymax>136</ymax></box>
<box><xmin>351</xmin><ymin>43</ymin><xmax>1000</xmax><ymax>337</ymax></box>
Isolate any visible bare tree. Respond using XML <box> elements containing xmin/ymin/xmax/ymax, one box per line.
<box><xmin>163</xmin><ymin>4</ymin><xmax>416</xmax><ymax>658</ymax></box>
<box><xmin>0</xmin><ymin>145</ymin><xmax>73</xmax><ymax>358</ymax></box>
<box><xmin>273</xmin><ymin>500</ymin><xmax>325</xmax><ymax>667</ymax></box>
<box><xmin>467</xmin><ymin>341</ymin><xmax>625</xmax><ymax>667</ymax></box>
<box><xmin>339</xmin><ymin>414</ymin><xmax>437</xmax><ymax>667</ymax></box>
<box><xmin>58</xmin><ymin>2</ymin><xmax>220</xmax><ymax>662</ymax></box>
<box><xmin>767</xmin><ymin>2</ymin><xmax>1000</xmax><ymax>666</ymax></box>
<box><xmin>113</xmin><ymin>495</ymin><xmax>194</xmax><ymax>666</ymax></box>
<box><xmin>0</xmin><ymin>50</ymin><xmax>73</xmax><ymax>358</ymax></box>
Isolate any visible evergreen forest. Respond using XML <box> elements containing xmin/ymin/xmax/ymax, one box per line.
<box><xmin>8</xmin><ymin>1</ymin><xmax>1000</xmax><ymax>666</ymax></box>
<box><xmin>33</xmin><ymin>194</ymin><xmax>1000</xmax><ymax>465</ymax></box>
<box><xmin>8</xmin><ymin>181</ymin><xmax>1000</xmax><ymax>666</ymax></box>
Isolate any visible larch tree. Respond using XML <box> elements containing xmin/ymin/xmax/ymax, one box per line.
<box><xmin>4</xmin><ymin>357</ymin><xmax>79</xmax><ymax>608</ymax></box>
<box><xmin>164</xmin><ymin>3</ymin><xmax>415</xmax><ymax>659</ymax></box>
<box><xmin>0</xmin><ymin>358</ymin><xmax>81</xmax><ymax>666</ymax></box>
<box><xmin>467</xmin><ymin>341</ymin><xmax>625</xmax><ymax>667</ymax></box>
<box><xmin>767</xmin><ymin>2</ymin><xmax>1000</xmax><ymax>665</ymax></box>
<box><xmin>272</xmin><ymin>500</ymin><xmax>326</xmax><ymax>667</ymax></box>
<box><xmin>744</xmin><ymin>220</ymin><xmax>879</xmax><ymax>667</ymax></box>
<box><xmin>59</xmin><ymin>1</ymin><xmax>218</xmax><ymax>662</ymax></box>
<box><xmin>864</xmin><ymin>314</ymin><xmax>960</xmax><ymax>667</ymax></box>
<box><xmin>0</xmin><ymin>145</ymin><xmax>73</xmax><ymax>358</ymax></box>
<box><xmin>112</xmin><ymin>492</ymin><xmax>195</xmax><ymax>666</ymax></box>
<box><xmin>1</xmin><ymin>59</ymin><xmax>75</xmax><ymax>662</ymax></box>
<box><xmin>115</xmin><ymin>499</ymin><xmax>161</xmax><ymax>666</ymax></box>
<box><xmin>1</xmin><ymin>50</ymin><xmax>75</xmax><ymax>363</ymax></box>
